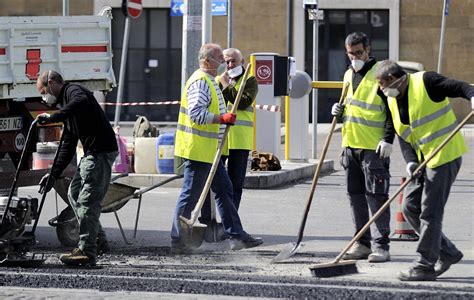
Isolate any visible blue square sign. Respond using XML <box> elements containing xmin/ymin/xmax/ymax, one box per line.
<box><xmin>171</xmin><ymin>0</ymin><xmax>227</xmax><ymax>17</ymax></box>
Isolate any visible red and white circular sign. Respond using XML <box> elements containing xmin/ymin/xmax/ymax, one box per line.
<box><xmin>255</xmin><ymin>60</ymin><xmax>273</xmax><ymax>85</ymax></box>
<box><xmin>127</xmin><ymin>0</ymin><xmax>143</xmax><ymax>19</ymax></box>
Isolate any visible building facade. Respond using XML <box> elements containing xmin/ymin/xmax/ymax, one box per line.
<box><xmin>1</xmin><ymin>0</ymin><xmax>472</xmax><ymax>121</ymax></box>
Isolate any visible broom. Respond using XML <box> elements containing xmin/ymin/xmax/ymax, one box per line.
<box><xmin>310</xmin><ymin>110</ymin><xmax>473</xmax><ymax>278</ymax></box>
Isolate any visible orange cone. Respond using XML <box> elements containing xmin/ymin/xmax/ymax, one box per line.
<box><xmin>390</xmin><ymin>177</ymin><xmax>419</xmax><ymax>241</ymax></box>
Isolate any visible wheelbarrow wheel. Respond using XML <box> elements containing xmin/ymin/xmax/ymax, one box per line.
<box><xmin>56</xmin><ymin>206</ymin><xmax>79</xmax><ymax>247</ymax></box>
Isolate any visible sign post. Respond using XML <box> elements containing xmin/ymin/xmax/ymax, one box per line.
<box><xmin>437</xmin><ymin>0</ymin><xmax>450</xmax><ymax>73</ymax></box>
<box><xmin>114</xmin><ymin>0</ymin><xmax>143</xmax><ymax>127</ymax></box>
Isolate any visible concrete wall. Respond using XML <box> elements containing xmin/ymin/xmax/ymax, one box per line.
<box><xmin>212</xmin><ymin>0</ymin><xmax>289</xmax><ymax>62</ymax></box>
<box><xmin>400</xmin><ymin>0</ymin><xmax>474</xmax><ymax>122</ymax></box>
<box><xmin>2</xmin><ymin>0</ymin><xmax>471</xmax><ymax>121</ymax></box>
<box><xmin>0</xmin><ymin>0</ymin><xmax>93</xmax><ymax>16</ymax></box>
<box><xmin>400</xmin><ymin>0</ymin><xmax>473</xmax><ymax>82</ymax></box>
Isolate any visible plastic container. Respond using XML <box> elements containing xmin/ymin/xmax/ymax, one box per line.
<box><xmin>33</xmin><ymin>142</ymin><xmax>59</xmax><ymax>170</ymax></box>
<box><xmin>156</xmin><ymin>133</ymin><xmax>175</xmax><ymax>174</ymax></box>
<box><xmin>113</xmin><ymin>127</ymin><xmax>129</xmax><ymax>173</ymax></box>
<box><xmin>134</xmin><ymin>137</ymin><xmax>158</xmax><ymax>174</ymax></box>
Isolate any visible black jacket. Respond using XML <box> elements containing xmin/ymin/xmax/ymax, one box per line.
<box><xmin>49</xmin><ymin>83</ymin><xmax>117</xmax><ymax>178</ymax></box>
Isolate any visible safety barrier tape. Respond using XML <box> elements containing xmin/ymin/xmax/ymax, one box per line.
<box><xmin>254</xmin><ymin>104</ymin><xmax>280</xmax><ymax>112</ymax></box>
<box><xmin>102</xmin><ymin>101</ymin><xmax>281</xmax><ymax>112</ymax></box>
<box><xmin>102</xmin><ymin>101</ymin><xmax>180</xmax><ymax>106</ymax></box>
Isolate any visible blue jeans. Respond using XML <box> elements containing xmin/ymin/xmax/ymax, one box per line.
<box><xmin>200</xmin><ymin>149</ymin><xmax>249</xmax><ymax>221</ymax></box>
<box><xmin>171</xmin><ymin>159</ymin><xmax>246</xmax><ymax>244</ymax></box>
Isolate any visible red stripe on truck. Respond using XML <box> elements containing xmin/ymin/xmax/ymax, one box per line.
<box><xmin>0</xmin><ymin>48</ymin><xmax>5</xmax><ymax>55</ymax></box>
<box><xmin>61</xmin><ymin>45</ymin><xmax>107</xmax><ymax>53</ymax></box>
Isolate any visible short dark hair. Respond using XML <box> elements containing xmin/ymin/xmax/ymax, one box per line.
<box><xmin>375</xmin><ymin>60</ymin><xmax>407</xmax><ymax>80</ymax></box>
<box><xmin>345</xmin><ymin>32</ymin><xmax>370</xmax><ymax>48</ymax></box>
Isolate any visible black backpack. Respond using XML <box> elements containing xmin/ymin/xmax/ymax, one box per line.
<box><xmin>132</xmin><ymin>115</ymin><xmax>158</xmax><ymax>138</ymax></box>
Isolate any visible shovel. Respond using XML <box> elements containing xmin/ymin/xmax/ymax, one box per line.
<box><xmin>203</xmin><ymin>191</ymin><xmax>227</xmax><ymax>243</ymax></box>
<box><xmin>272</xmin><ymin>82</ymin><xmax>350</xmax><ymax>263</ymax></box>
<box><xmin>179</xmin><ymin>63</ymin><xmax>252</xmax><ymax>247</ymax></box>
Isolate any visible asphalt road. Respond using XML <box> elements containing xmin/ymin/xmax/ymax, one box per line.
<box><xmin>1</xmin><ymin>125</ymin><xmax>473</xmax><ymax>299</ymax></box>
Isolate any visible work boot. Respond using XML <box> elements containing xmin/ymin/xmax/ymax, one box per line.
<box><xmin>398</xmin><ymin>266</ymin><xmax>436</xmax><ymax>281</ymax></box>
<box><xmin>60</xmin><ymin>248</ymin><xmax>96</xmax><ymax>267</ymax></box>
<box><xmin>342</xmin><ymin>242</ymin><xmax>372</xmax><ymax>260</ymax></box>
<box><xmin>97</xmin><ymin>238</ymin><xmax>110</xmax><ymax>256</ymax></box>
<box><xmin>229</xmin><ymin>234</ymin><xmax>263</xmax><ymax>251</ymax></box>
<box><xmin>435</xmin><ymin>251</ymin><xmax>463</xmax><ymax>277</ymax></box>
<box><xmin>368</xmin><ymin>248</ymin><xmax>390</xmax><ymax>263</ymax></box>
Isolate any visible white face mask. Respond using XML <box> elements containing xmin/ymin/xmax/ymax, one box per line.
<box><xmin>382</xmin><ymin>88</ymin><xmax>400</xmax><ymax>98</ymax></box>
<box><xmin>42</xmin><ymin>70</ymin><xmax>58</xmax><ymax>105</ymax></box>
<box><xmin>227</xmin><ymin>65</ymin><xmax>243</xmax><ymax>78</ymax></box>
<box><xmin>42</xmin><ymin>93</ymin><xmax>57</xmax><ymax>104</ymax></box>
<box><xmin>382</xmin><ymin>75</ymin><xmax>405</xmax><ymax>98</ymax></box>
<box><xmin>210</xmin><ymin>57</ymin><xmax>227</xmax><ymax>75</ymax></box>
<box><xmin>351</xmin><ymin>59</ymin><xmax>365</xmax><ymax>72</ymax></box>
<box><xmin>217</xmin><ymin>62</ymin><xmax>227</xmax><ymax>75</ymax></box>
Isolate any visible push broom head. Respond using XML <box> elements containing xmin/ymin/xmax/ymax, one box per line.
<box><xmin>309</xmin><ymin>260</ymin><xmax>358</xmax><ymax>278</ymax></box>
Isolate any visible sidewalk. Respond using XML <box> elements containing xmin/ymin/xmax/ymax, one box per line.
<box><xmin>114</xmin><ymin>123</ymin><xmax>474</xmax><ymax>189</ymax></box>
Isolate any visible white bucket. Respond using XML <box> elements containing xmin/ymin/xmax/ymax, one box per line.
<box><xmin>33</xmin><ymin>142</ymin><xmax>59</xmax><ymax>170</ymax></box>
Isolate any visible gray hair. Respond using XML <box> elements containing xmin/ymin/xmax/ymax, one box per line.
<box><xmin>198</xmin><ymin>43</ymin><xmax>221</xmax><ymax>66</ymax></box>
<box><xmin>39</xmin><ymin>70</ymin><xmax>64</xmax><ymax>86</ymax></box>
<box><xmin>375</xmin><ymin>60</ymin><xmax>407</xmax><ymax>80</ymax></box>
<box><xmin>223</xmin><ymin>48</ymin><xmax>243</xmax><ymax>62</ymax></box>
<box><xmin>345</xmin><ymin>32</ymin><xmax>370</xmax><ymax>48</ymax></box>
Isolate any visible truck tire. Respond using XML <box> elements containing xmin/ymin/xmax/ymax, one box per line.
<box><xmin>56</xmin><ymin>206</ymin><xmax>79</xmax><ymax>247</ymax></box>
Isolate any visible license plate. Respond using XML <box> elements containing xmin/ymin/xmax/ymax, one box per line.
<box><xmin>0</xmin><ymin>117</ymin><xmax>23</xmax><ymax>132</ymax></box>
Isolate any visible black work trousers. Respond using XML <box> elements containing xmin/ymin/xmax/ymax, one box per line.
<box><xmin>341</xmin><ymin>148</ymin><xmax>391</xmax><ymax>250</ymax></box>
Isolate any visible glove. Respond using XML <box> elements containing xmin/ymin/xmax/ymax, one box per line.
<box><xmin>406</xmin><ymin>162</ymin><xmax>420</xmax><ymax>178</ymax></box>
<box><xmin>375</xmin><ymin>141</ymin><xmax>393</xmax><ymax>158</ymax></box>
<box><xmin>219</xmin><ymin>113</ymin><xmax>236</xmax><ymax>125</ymax></box>
<box><xmin>331</xmin><ymin>103</ymin><xmax>345</xmax><ymax>117</ymax></box>
<box><xmin>38</xmin><ymin>173</ymin><xmax>55</xmax><ymax>194</ymax></box>
<box><xmin>37</xmin><ymin>113</ymin><xmax>52</xmax><ymax>125</ymax></box>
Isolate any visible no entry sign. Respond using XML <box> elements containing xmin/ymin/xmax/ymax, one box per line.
<box><xmin>124</xmin><ymin>0</ymin><xmax>143</xmax><ymax>19</ymax></box>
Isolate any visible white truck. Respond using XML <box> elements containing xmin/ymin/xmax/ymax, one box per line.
<box><xmin>0</xmin><ymin>15</ymin><xmax>115</xmax><ymax>193</ymax></box>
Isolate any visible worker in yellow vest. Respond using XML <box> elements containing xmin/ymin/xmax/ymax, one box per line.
<box><xmin>332</xmin><ymin>32</ymin><xmax>395</xmax><ymax>263</ymax></box>
<box><xmin>376</xmin><ymin>60</ymin><xmax>474</xmax><ymax>281</ymax></box>
<box><xmin>172</xmin><ymin>43</ymin><xmax>263</xmax><ymax>253</ymax></box>
<box><xmin>200</xmin><ymin>48</ymin><xmax>258</xmax><ymax>227</ymax></box>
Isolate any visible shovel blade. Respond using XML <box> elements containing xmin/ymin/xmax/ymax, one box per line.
<box><xmin>271</xmin><ymin>242</ymin><xmax>302</xmax><ymax>263</ymax></box>
<box><xmin>178</xmin><ymin>215</ymin><xmax>207</xmax><ymax>248</ymax></box>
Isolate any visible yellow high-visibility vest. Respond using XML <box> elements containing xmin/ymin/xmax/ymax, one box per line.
<box><xmin>216</xmin><ymin>74</ymin><xmax>256</xmax><ymax>151</ymax></box>
<box><xmin>341</xmin><ymin>63</ymin><xmax>387</xmax><ymax>150</ymax></box>
<box><xmin>175</xmin><ymin>70</ymin><xmax>220</xmax><ymax>163</ymax></box>
<box><xmin>387</xmin><ymin>72</ymin><xmax>467</xmax><ymax>168</ymax></box>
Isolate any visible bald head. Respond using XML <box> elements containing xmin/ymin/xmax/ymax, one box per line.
<box><xmin>36</xmin><ymin>70</ymin><xmax>65</xmax><ymax>102</ymax></box>
<box><xmin>198</xmin><ymin>43</ymin><xmax>222</xmax><ymax>66</ymax></box>
<box><xmin>198</xmin><ymin>43</ymin><xmax>224</xmax><ymax>76</ymax></box>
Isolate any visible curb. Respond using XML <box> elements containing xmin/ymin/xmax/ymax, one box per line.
<box><xmin>113</xmin><ymin>159</ymin><xmax>334</xmax><ymax>189</ymax></box>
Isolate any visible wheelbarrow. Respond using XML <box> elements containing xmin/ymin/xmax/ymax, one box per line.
<box><xmin>48</xmin><ymin>173</ymin><xmax>183</xmax><ymax>246</ymax></box>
